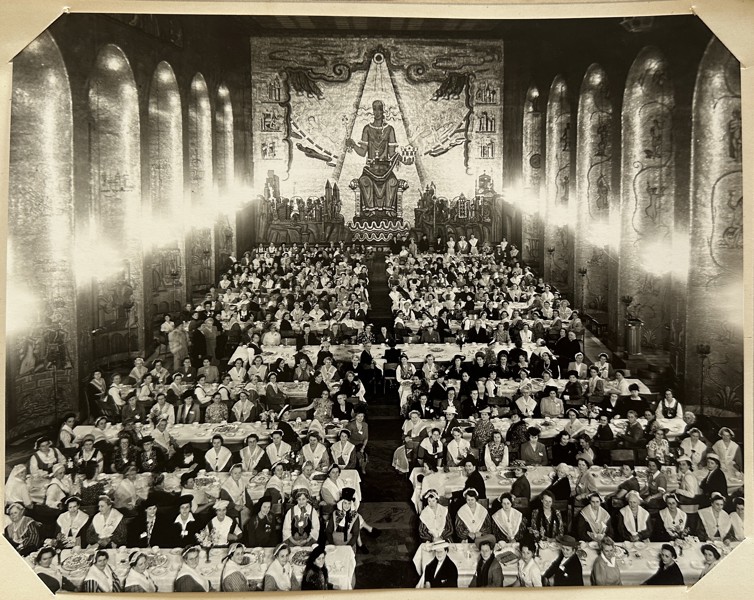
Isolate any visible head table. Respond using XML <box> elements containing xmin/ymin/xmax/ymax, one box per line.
<box><xmin>409</xmin><ymin>465</ymin><xmax>743</xmax><ymax>512</ymax></box>
<box><xmin>41</xmin><ymin>544</ymin><xmax>355</xmax><ymax>591</ymax></box>
<box><xmin>412</xmin><ymin>539</ymin><xmax>736</xmax><ymax>587</ymax></box>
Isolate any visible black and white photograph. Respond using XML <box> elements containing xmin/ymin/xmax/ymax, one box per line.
<box><xmin>1</xmin><ymin>3</ymin><xmax>748</xmax><ymax>595</ymax></box>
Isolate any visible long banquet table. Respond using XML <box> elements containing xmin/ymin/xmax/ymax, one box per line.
<box><xmin>412</xmin><ymin>539</ymin><xmax>736</xmax><ymax>587</ymax></box>
<box><xmin>408</xmin><ymin>465</ymin><xmax>743</xmax><ymax>512</ymax></box>
<box><xmin>28</xmin><ymin>468</ymin><xmax>362</xmax><ymax>506</ymax></box>
<box><xmin>43</xmin><ymin>545</ymin><xmax>356</xmax><ymax>591</ymax></box>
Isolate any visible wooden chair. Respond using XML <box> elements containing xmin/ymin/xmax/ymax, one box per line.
<box><xmin>609</xmin><ymin>449</ymin><xmax>636</xmax><ymax>465</ymax></box>
<box><xmin>383</xmin><ymin>362</ymin><xmax>399</xmax><ymax>394</ymax></box>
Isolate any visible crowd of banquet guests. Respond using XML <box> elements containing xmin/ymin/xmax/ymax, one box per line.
<box><xmin>4</xmin><ymin>242</ymin><xmax>384</xmax><ymax>592</ymax></box>
<box><xmin>381</xmin><ymin>239</ymin><xmax>744</xmax><ymax>587</ymax></box>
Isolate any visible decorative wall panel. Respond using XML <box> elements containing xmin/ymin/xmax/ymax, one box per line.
<box><xmin>521</xmin><ymin>85</ymin><xmax>544</xmax><ymax>271</ymax></box>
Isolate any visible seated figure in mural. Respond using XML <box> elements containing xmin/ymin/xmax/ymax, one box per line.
<box><xmin>346</xmin><ymin>100</ymin><xmax>401</xmax><ymax>218</ymax></box>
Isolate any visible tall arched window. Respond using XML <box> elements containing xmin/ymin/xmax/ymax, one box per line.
<box><xmin>214</xmin><ymin>84</ymin><xmax>236</xmax><ymax>270</ymax></box>
<box><xmin>544</xmin><ymin>75</ymin><xmax>573</xmax><ymax>294</ymax></box>
<box><xmin>147</xmin><ymin>61</ymin><xmax>184</xmax><ymax>319</ymax></box>
<box><xmin>618</xmin><ymin>47</ymin><xmax>675</xmax><ymax>352</ymax></box>
<box><xmin>684</xmin><ymin>37</ymin><xmax>743</xmax><ymax>413</ymax></box>
<box><xmin>574</xmin><ymin>64</ymin><xmax>613</xmax><ymax>321</ymax></box>
<box><xmin>187</xmin><ymin>73</ymin><xmax>214</xmax><ymax>295</ymax></box>
<box><xmin>521</xmin><ymin>85</ymin><xmax>543</xmax><ymax>272</ymax></box>
<box><xmin>88</xmin><ymin>44</ymin><xmax>143</xmax><ymax>364</ymax></box>
<box><xmin>7</xmin><ymin>31</ymin><xmax>77</xmax><ymax>436</ymax></box>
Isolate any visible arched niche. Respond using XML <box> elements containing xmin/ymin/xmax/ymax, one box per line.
<box><xmin>187</xmin><ymin>72</ymin><xmax>214</xmax><ymax>295</ymax></box>
<box><xmin>543</xmin><ymin>75</ymin><xmax>573</xmax><ymax>294</ymax></box>
<box><xmin>574</xmin><ymin>64</ymin><xmax>613</xmax><ymax>325</ymax></box>
<box><xmin>7</xmin><ymin>31</ymin><xmax>77</xmax><ymax>436</ymax></box>
<box><xmin>147</xmin><ymin>60</ymin><xmax>185</xmax><ymax>317</ymax></box>
<box><xmin>618</xmin><ymin>47</ymin><xmax>675</xmax><ymax>352</ymax></box>
<box><xmin>88</xmin><ymin>43</ymin><xmax>143</xmax><ymax>363</ymax></box>
<box><xmin>521</xmin><ymin>85</ymin><xmax>543</xmax><ymax>272</ymax></box>
<box><xmin>214</xmin><ymin>83</ymin><xmax>236</xmax><ymax>272</ymax></box>
<box><xmin>684</xmin><ymin>38</ymin><xmax>742</xmax><ymax>414</ymax></box>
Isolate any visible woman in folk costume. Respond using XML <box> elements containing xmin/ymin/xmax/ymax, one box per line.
<box><xmin>205</xmin><ymin>434</ymin><xmax>233</xmax><ymax>472</ymax></box>
<box><xmin>655</xmin><ymin>388</ymin><xmax>683</xmax><ymax>421</ymax></box>
<box><xmin>445</xmin><ymin>426</ymin><xmax>471</xmax><ymax>467</ymax></box>
<box><xmin>74</xmin><ymin>434</ymin><xmax>105</xmax><ymax>473</ymax></box>
<box><xmin>264</xmin><ymin>461</ymin><xmax>288</xmax><ymax>514</ymax></box>
<box><xmin>654</xmin><ymin>492</ymin><xmax>688</xmax><ymax>542</ymax></box>
<box><xmin>454</xmin><ymin>488</ymin><xmax>496</xmax><ymax>546</ymax></box>
<box><xmin>86</xmin><ymin>495</ymin><xmax>127</xmax><ymax>548</ymax></box>
<box><xmin>320</xmin><ymin>463</ymin><xmax>346</xmax><ymax>516</ymax></box>
<box><xmin>205</xmin><ymin>499</ymin><xmax>243</xmax><ymax>546</ymax></box>
<box><xmin>529</xmin><ymin>490</ymin><xmax>564</xmax><ymax>540</ymax></box>
<box><xmin>726</xmin><ymin>496</ymin><xmax>744</xmax><ymax>542</ymax></box>
<box><xmin>283</xmin><ymin>490</ymin><xmax>321</xmax><ymax>546</ymax></box>
<box><xmin>674</xmin><ymin>456</ymin><xmax>701</xmax><ymax>515</ymax></box>
<box><xmin>696</xmin><ymin>491</ymin><xmax>732</xmax><ymax>541</ymax></box>
<box><xmin>402</xmin><ymin>410</ymin><xmax>428</xmax><ymax>465</ymax></box>
<box><xmin>265</xmin><ymin>372</ymin><xmax>288</xmax><ymax>412</ymax></box>
<box><xmin>4</xmin><ymin>464</ymin><xmax>33</xmax><ymax>509</ymax></box>
<box><xmin>43</xmin><ymin>462</ymin><xmax>72</xmax><ymax>512</ymax></box>
<box><xmin>82</xmin><ymin>550</ymin><xmax>122</xmax><ymax>592</ymax></box>
<box><xmin>292</xmin><ymin>461</ymin><xmax>316</xmax><ymax>502</ymax></box>
<box><xmin>58</xmin><ymin>412</ymin><xmax>78</xmax><ymax>454</ymax></box>
<box><xmin>244</xmin><ymin>496</ymin><xmax>281</xmax><ymax>548</ymax></box>
<box><xmin>302</xmin><ymin>430</ymin><xmax>331</xmax><ymax>471</ymax></box>
<box><xmin>331</xmin><ymin>428</ymin><xmax>358</xmax><ymax>470</ymax></box>
<box><xmin>4</xmin><ymin>503</ymin><xmax>42</xmax><ymax>556</ymax></box>
<box><xmin>418</xmin><ymin>489</ymin><xmax>453</xmax><ymax>543</ymax></box>
<box><xmin>174</xmin><ymin>546</ymin><xmax>212</xmax><ymax>592</ymax></box>
<box><xmin>28</xmin><ymin>436</ymin><xmax>65</xmax><ymax>475</ymax></box>
<box><xmin>711</xmin><ymin>426</ymin><xmax>743</xmax><ymax>474</ymax></box>
<box><xmin>34</xmin><ymin>546</ymin><xmax>72</xmax><ymax>593</ymax></box>
<box><xmin>220</xmin><ymin>463</ymin><xmax>250</xmax><ymax>525</ymax></box>
<box><xmin>55</xmin><ymin>496</ymin><xmax>89</xmax><ymax>548</ymax></box>
<box><xmin>491</xmin><ymin>492</ymin><xmax>526</xmax><ymax>543</ymax></box>
<box><xmin>263</xmin><ymin>543</ymin><xmax>298</xmax><ymax>591</ymax></box>
<box><xmin>483</xmin><ymin>430</ymin><xmax>510</xmax><ymax>471</ymax></box>
<box><xmin>575</xmin><ymin>492</ymin><xmax>613</xmax><ymax>542</ymax></box>
<box><xmin>124</xmin><ymin>551</ymin><xmax>158</xmax><ymax>593</ymax></box>
<box><xmin>113</xmin><ymin>463</ymin><xmax>141</xmax><ymax>516</ymax></box>
<box><xmin>220</xmin><ymin>543</ymin><xmax>250</xmax><ymax>592</ymax></box>
<box><xmin>240</xmin><ymin>433</ymin><xmax>271</xmax><ymax>474</ymax></box>
<box><xmin>418</xmin><ymin>428</ymin><xmax>445</xmax><ymax>470</ymax></box>
<box><xmin>327</xmin><ymin>488</ymin><xmax>362</xmax><ymax>547</ymax></box>
<box><xmin>617</xmin><ymin>490</ymin><xmax>653</xmax><ymax>542</ymax></box>
<box><xmin>232</xmin><ymin>389</ymin><xmax>264</xmax><ymax>423</ymax></box>
<box><xmin>265</xmin><ymin>429</ymin><xmax>292</xmax><ymax>465</ymax></box>
<box><xmin>396</xmin><ymin>354</ymin><xmax>418</xmax><ymax>410</ymax></box>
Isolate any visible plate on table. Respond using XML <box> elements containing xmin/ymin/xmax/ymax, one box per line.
<box><xmin>151</xmin><ymin>566</ymin><xmax>168</xmax><ymax>576</ymax></box>
<box><xmin>210</xmin><ymin>548</ymin><xmax>225</xmax><ymax>556</ymax></box>
<box><xmin>291</xmin><ymin>550</ymin><xmax>311</xmax><ymax>567</ymax></box>
<box><xmin>430</xmin><ymin>347</ymin><xmax>446</xmax><ymax>353</ymax></box>
<box><xmin>634</xmin><ymin>541</ymin><xmax>646</xmax><ymax>550</ymax></box>
<box><xmin>147</xmin><ymin>553</ymin><xmax>169</xmax><ymax>569</ymax></box>
<box><xmin>62</xmin><ymin>552</ymin><xmax>92</xmax><ymax>572</ymax></box>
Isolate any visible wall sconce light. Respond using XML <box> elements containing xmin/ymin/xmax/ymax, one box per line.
<box><xmin>578</xmin><ymin>267</ymin><xmax>588</xmax><ymax>277</ymax></box>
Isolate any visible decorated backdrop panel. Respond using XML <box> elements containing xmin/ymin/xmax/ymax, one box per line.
<box><xmin>250</xmin><ymin>36</ymin><xmax>503</xmax><ymax>238</ymax></box>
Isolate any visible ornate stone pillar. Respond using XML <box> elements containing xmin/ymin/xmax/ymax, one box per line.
<box><xmin>521</xmin><ymin>85</ymin><xmax>544</xmax><ymax>272</ymax></box>
<box><xmin>684</xmin><ymin>38</ymin><xmax>743</xmax><ymax>414</ymax></box>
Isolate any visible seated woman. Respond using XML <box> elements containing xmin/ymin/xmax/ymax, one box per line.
<box><xmin>617</xmin><ymin>490</ymin><xmax>653</xmax><ymax>542</ymax></box>
<box><xmin>326</xmin><ymin>488</ymin><xmax>362</xmax><ymax>549</ymax></box>
<box><xmin>454</xmin><ymin>488</ymin><xmax>496</xmax><ymax>546</ymax></box>
<box><xmin>653</xmin><ymin>492</ymin><xmax>688</xmax><ymax>542</ymax></box>
<box><xmin>29</xmin><ymin>436</ymin><xmax>65</xmax><ymax>476</ymax></box>
<box><xmin>696</xmin><ymin>492</ymin><xmax>732</xmax><ymax>541</ymax></box>
<box><xmin>551</xmin><ymin>431</ymin><xmax>578</xmax><ymax>466</ymax></box>
<box><xmin>124</xmin><ymin>551</ymin><xmax>158</xmax><ymax>593</ymax></box>
<box><xmin>491</xmin><ymin>493</ymin><xmax>526</xmax><ymax>543</ymax></box>
<box><xmin>647</xmin><ymin>427</ymin><xmax>672</xmax><ymax>464</ymax></box>
<box><xmin>331</xmin><ymin>428</ymin><xmax>358</xmax><ymax>470</ymax></box>
<box><xmin>265</xmin><ymin>372</ymin><xmax>288</xmax><ymax>412</ymax></box>
<box><xmin>4</xmin><ymin>503</ymin><xmax>42</xmax><ymax>556</ymax></box>
<box><xmin>301</xmin><ymin>430</ymin><xmax>330</xmax><ymax>471</ymax></box>
<box><xmin>678</xmin><ymin>427</ymin><xmax>708</xmax><ymax>469</ymax></box>
<box><xmin>445</xmin><ymin>427</ymin><xmax>471</xmax><ymax>468</ymax></box>
<box><xmin>728</xmin><ymin>497</ymin><xmax>744</xmax><ymax>542</ymax></box>
<box><xmin>232</xmin><ymin>389</ymin><xmax>265</xmax><ymax>423</ymax></box>
<box><xmin>589</xmin><ymin>536</ymin><xmax>622</xmax><ymax>586</ymax></box>
<box><xmin>711</xmin><ymin>427</ymin><xmax>742</xmax><ymax>474</ymax></box>
<box><xmin>205</xmin><ymin>434</ymin><xmax>234</xmax><ymax>472</ymax></box>
<box><xmin>529</xmin><ymin>490</ymin><xmax>564</xmax><ymax>541</ymax></box>
<box><xmin>332</xmin><ymin>392</ymin><xmax>355</xmax><ymax>422</ymax></box>
<box><xmin>282</xmin><ymin>491</ymin><xmax>321</xmax><ymax>547</ymax></box>
<box><xmin>418</xmin><ymin>428</ymin><xmax>445</xmax><ymax>470</ymax></box>
<box><xmin>110</xmin><ymin>434</ymin><xmax>137</xmax><ymax>474</ymax></box>
<box><xmin>264</xmin><ymin>462</ymin><xmax>289</xmax><ymax>515</ymax></box>
<box><xmin>641</xmin><ymin>457</ymin><xmax>668</xmax><ymax>511</ymax></box>
<box><xmin>86</xmin><ymin>495</ymin><xmax>127</xmax><ymax>548</ymax></box>
<box><xmin>82</xmin><ymin>549</ymin><xmax>122</xmax><ymax>592</ymax></box>
<box><xmin>605</xmin><ymin>463</ymin><xmax>640</xmax><ymax>510</ymax></box>
<box><xmin>571</xmin><ymin>456</ymin><xmax>598</xmax><ymax>509</ymax></box>
<box><xmin>402</xmin><ymin>410</ymin><xmax>428</xmax><ymax>465</ymax></box>
<box><xmin>519</xmin><ymin>427</ymin><xmax>548</xmax><ymax>466</ymax></box>
<box><xmin>34</xmin><ymin>545</ymin><xmax>74</xmax><ymax>593</ymax></box>
<box><xmin>483</xmin><ymin>430</ymin><xmax>509</xmax><ymax>471</ymax></box>
<box><xmin>220</xmin><ymin>464</ymin><xmax>250</xmax><ymax>525</ymax></box>
<box><xmin>574</xmin><ymin>492</ymin><xmax>613</xmax><ymax>542</ymax></box>
<box><xmin>263</xmin><ymin>543</ymin><xmax>298</xmax><ymax>591</ymax></box>
<box><xmin>539</xmin><ymin>463</ymin><xmax>572</xmax><ymax>505</ymax></box>
<box><xmin>43</xmin><ymin>463</ymin><xmax>74</xmax><ymax>512</ymax></box>
<box><xmin>419</xmin><ymin>489</ymin><xmax>453</xmax><ymax>543</ymax></box>
<box><xmin>174</xmin><ymin>546</ymin><xmax>212</xmax><ymax>592</ymax></box>
<box><xmin>176</xmin><ymin>393</ymin><xmax>201</xmax><ymax>424</ymax></box>
<box><xmin>149</xmin><ymin>393</ymin><xmax>176</xmax><ymax>426</ymax></box>
<box><xmin>205</xmin><ymin>391</ymin><xmax>229</xmax><ymax>423</ymax></box>
<box><xmin>220</xmin><ymin>543</ymin><xmax>249</xmax><ymax>592</ymax></box>
<box><xmin>539</xmin><ymin>386</ymin><xmax>564</xmax><ymax>419</ymax></box>
<box><xmin>562</xmin><ymin>408</ymin><xmax>586</xmax><ymax>438</ymax></box>
<box><xmin>244</xmin><ymin>496</ymin><xmax>281</xmax><ymax>548</ymax></box>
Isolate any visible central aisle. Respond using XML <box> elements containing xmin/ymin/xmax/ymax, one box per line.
<box><xmin>353</xmin><ymin>250</ymin><xmax>420</xmax><ymax>588</ymax></box>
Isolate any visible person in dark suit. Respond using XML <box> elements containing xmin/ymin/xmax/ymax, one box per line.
<box><xmin>429</xmin><ymin>372</ymin><xmax>451</xmax><ymax>411</ymax></box>
<box><xmin>453</xmin><ymin>457</ymin><xmax>487</xmax><ymax>505</ymax></box>
<box><xmin>599</xmin><ymin>392</ymin><xmax>627</xmax><ymax>421</ymax></box>
<box><xmin>128</xmin><ymin>498</ymin><xmax>171</xmax><ymax>547</ymax></box>
<box><xmin>466</xmin><ymin>319</ymin><xmax>490</xmax><ymax>343</ymax></box>
<box><xmin>169</xmin><ymin>495</ymin><xmax>204</xmax><ymax>548</ymax></box>
<box><xmin>470</xmin><ymin>539</ymin><xmax>504</xmax><ymax>587</ymax></box>
<box><xmin>296</xmin><ymin>324</ymin><xmax>320</xmax><ymax>347</ymax></box>
<box><xmin>421</xmin><ymin>542</ymin><xmax>458</xmax><ymax>588</ymax></box>
<box><xmin>438</xmin><ymin>405</ymin><xmax>461</xmax><ymax>443</ymax></box>
<box><xmin>642</xmin><ymin>544</ymin><xmax>685</xmax><ymax>585</ymax></box>
<box><xmin>698</xmin><ymin>454</ymin><xmax>728</xmax><ymax>506</ymax></box>
<box><xmin>543</xmin><ymin>535</ymin><xmax>584</xmax><ymax>586</ymax></box>
<box><xmin>383</xmin><ymin>339</ymin><xmax>403</xmax><ymax>365</ymax></box>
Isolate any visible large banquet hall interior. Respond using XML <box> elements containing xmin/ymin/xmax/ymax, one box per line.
<box><xmin>3</xmin><ymin>11</ymin><xmax>746</xmax><ymax>592</ymax></box>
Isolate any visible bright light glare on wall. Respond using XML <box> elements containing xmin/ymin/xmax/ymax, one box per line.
<box><xmin>74</xmin><ymin>226</ymin><xmax>124</xmax><ymax>282</ymax></box>
<box><xmin>503</xmin><ymin>185</ymin><xmax>542</xmax><ymax>216</ymax></box>
<box><xmin>6</xmin><ymin>286</ymin><xmax>40</xmax><ymax>334</ymax></box>
<box><xmin>590</xmin><ymin>222</ymin><xmax>619</xmax><ymax>250</ymax></box>
<box><xmin>640</xmin><ymin>239</ymin><xmax>688</xmax><ymax>277</ymax></box>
